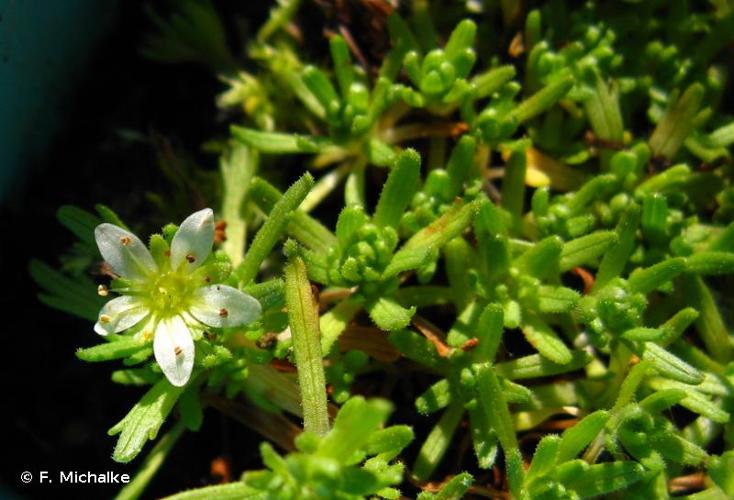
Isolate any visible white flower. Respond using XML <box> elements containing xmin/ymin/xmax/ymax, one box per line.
<box><xmin>93</xmin><ymin>208</ymin><xmax>261</xmax><ymax>386</ymax></box>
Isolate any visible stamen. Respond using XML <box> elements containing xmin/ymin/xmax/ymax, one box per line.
<box><xmin>219</xmin><ymin>308</ymin><xmax>229</xmax><ymax>318</ymax></box>
<box><xmin>100</xmin><ymin>314</ymin><xmax>111</xmax><ymax>324</ymax></box>
<box><xmin>120</xmin><ymin>236</ymin><xmax>131</xmax><ymax>246</ymax></box>
<box><xmin>185</xmin><ymin>254</ymin><xmax>196</xmax><ymax>263</ymax></box>
<box><xmin>174</xmin><ymin>346</ymin><xmax>183</xmax><ymax>356</ymax></box>
<box><xmin>142</xmin><ymin>330</ymin><xmax>153</xmax><ymax>341</ymax></box>
<box><xmin>164</xmin><ymin>250</ymin><xmax>171</xmax><ymax>257</ymax></box>
<box><xmin>97</xmin><ymin>284</ymin><xmax>109</xmax><ymax>297</ymax></box>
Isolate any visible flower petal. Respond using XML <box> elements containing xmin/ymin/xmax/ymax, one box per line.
<box><xmin>170</xmin><ymin>208</ymin><xmax>215</xmax><ymax>271</ymax></box>
<box><xmin>95</xmin><ymin>223</ymin><xmax>157</xmax><ymax>280</ymax></box>
<box><xmin>189</xmin><ymin>285</ymin><xmax>262</xmax><ymax>328</ymax></box>
<box><xmin>153</xmin><ymin>316</ymin><xmax>195</xmax><ymax>387</ymax></box>
<box><xmin>94</xmin><ymin>296</ymin><xmax>148</xmax><ymax>335</ymax></box>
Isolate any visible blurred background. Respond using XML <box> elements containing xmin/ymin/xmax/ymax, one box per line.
<box><xmin>0</xmin><ymin>1</ymin><xmax>271</xmax><ymax>498</ymax></box>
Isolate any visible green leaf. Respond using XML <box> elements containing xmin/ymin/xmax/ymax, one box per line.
<box><xmin>445</xmin><ymin>135</ymin><xmax>477</xmax><ymax>198</ymax></box>
<box><xmin>57</xmin><ymin>205</ymin><xmax>100</xmax><ymax>245</ymax></box>
<box><xmin>559</xmin><ymin>231</ymin><xmax>617</xmax><ymax>272</ymax></box>
<box><xmin>373</xmin><ymin>149</ymin><xmax>421</xmax><ymax>229</ymax></box>
<box><xmin>235</xmin><ymin>173</ymin><xmax>314</xmax><ymax>284</ymax></box>
<box><xmin>320</xmin><ymin>298</ymin><xmax>362</xmax><ymax>355</ymax></box>
<box><xmin>367</xmin><ymin>138</ymin><xmax>396</xmax><ymax>167</ymax></box>
<box><xmin>382</xmin><ymin>246</ymin><xmax>433</xmax><ymax>278</ymax></box>
<box><xmin>649</xmin><ymin>83</ymin><xmax>705</xmax><ymax>159</ymax></box>
<box><xmin>522</xmin><ymin>315</ymin><xmax>573</xmax><ymax>364</ymax></box>
<box><xmin>335</xmin><ymin>206</ymin><xmax>368</xmax><ymax>247</ymax></box>
<box><xmin>471</xmin><ymin>65</ymin><xmax>516</xmax><ymax>99</ymax></box>
<box><xmin>536</xmin><ymin>286</ymin><xmax>580</xmax><ymax>313</ymax></box>
<box><xmin>650</xmin><ymin>431</ymin><xmax>708</xmax><ymax>465</ymax></box>
<box><xmin>417</xmin><ymin>472</ymin><xmax>473</xmax><ymax>500</ymax></box>
<box><xmin>639</xmin><ymin>388</ymin><xmax>687</xmax><ymax>413</ymax></box>
<box><xmin>365</xmin><ymin>425</ymin><xmax>414</xmax><ymax>460</ymax></box>
<box><xmin>76</xmin><ymin>337</ymin><xmax>148</xmax><ymax>362</ymax></box>
<box><xmin>554</xmin><ymin>460</ymin><xmax>645</xmax><ymax>498</ymax></box>
<box><xmin>413</xmin><ymin>401</ymin><xmax>464</xmax><ymax>481</ymax></box>
<box><xmin>220</xmin><ymin>144</ymin><xmax>256</xmax><ymax>267</ymax></box>
<box><xmin>635</xmin><ymin>164</ymin><xmax>691</xmax><ymax>197</ymax></box>
<box><xmin>112</xmin><ymin>368</ymin><xmax>158</xmax><ymax>386</ymax></box>
<box><xmin>244</xmin><ymin>278</ymin><xmax>285</xmax><ymax>311</ymax></box>
<box><xmin>506</xmin><ymin>447</ymin><xmax>525</xmax><ymax>498</ymax></box>
<box><xmin>95</xmin><ymin>203</ymin><xmax>128</xmax><ymax>228</ymax></box>
<box><xmin>679</xmin><ymin>274</ymin><xmax>734</xmax><ymax>362</ymax></box>
<box><xmin>708</xmin><ymin>221</ymin><xmax>734</xmax><ymax>252</ymax></box>
<box><xmin>330</xmin><ymin>35</ymin><xmax>353</xmax><ymax>97</ymax></box>
<box><xmin>565</xmin><ymin>174</ymin><xmax>618</xmax><ymax>214</ymax></box>
<box><xmin>595</xmin><ymin>204</ymin><xmax>641</xmax><ymax>290</ymax></box>
<box><xmin>117</xmin><ymin>421</ymin><xmax>186</xmax><ymax>500</ymax></box>
<box><xmin>388</xmin><ymin>329</ymin><xmax>446</xmax><ymax>371</ymax></box>
<box><xmin>302</xmin><ymin>65</ymin><xmax>340</xmax><ymax>111</ymax></box>
<box><xmin>526</xmin><ymin>435</ymin><xmax>561</xmax><ymax>481</ymax></box>
<box><xmin>468</xmin><ymin>406</ymin><xmax>498</xmax><ymax>469</ymax></box>
<box><xmin>642</xmin><ymin>342</ymin><xmax>704</xmax><ymax>385</ymax></box>
<box><xmin>108</xmin><ymin>379</ymin><xmax>185</xmax><ymax>463</ymax></box>
<box><xmin>582</xmin><ymin>67</ymin><xmax>624</xmax><ymax>144</ymax></box>
<box><xmin>248</xmin><ymin>176</ymin><xmax>336</xmax><ymax>254</ymax></box>
<box><xmin>285</xmin><ymin>253</ymin><xmax>329</xmax><ymax>437</ymax></box>
<box><xmin>514</xmin><ymin>236</ymin><xmax>563</xmax><ymax>279</ymax></box>
<box><xmin>473</xmin><ymin>303</ymin><xmax>504</xmax><ymax>362</ymax></box>
<box><xmin>366</xmin><ymin>296</ymin><xmax>416</xmax><ymax>332</ymax></box>
<box><xmin>161</xmin><ymin>481</ymin><xmax>262</xmax><ymax>500</ymax></box>
<box><xmin>556</xmin><ymin>410</ymin><xmax>609</xmax><ymax>463</ymax></box>
<box><xmin>178</xmin><ymin>387</ymin><xmax>203</xmax><ymax>432</ymax></box>
<box><xmin>387</xmin><ymin>200</ymin><xmax>480</xmax><ymax>278</ymax></box>
<box><xmin>686</xmin><ymin>251</ymin><xmax>734</xmax><ymax>276</ymax></box>
<box><xmin>494</xmin><ymin>352</ymin><xmax>591</xmax><ymax>380</ymax></box>
<box><xmin>231</xmin><ymin>126</ymin><xmax>331</xmax><ymax>154</ymax></box>
<box><xmin>475</xmin><ymin>363</ymin><xmax>518</xmax><ymax>452</ymax></box>
<box><xmin>444</xmin><ymin>19</ymin><xmax>476</xmax><ymax>61</ymax></box>
<box><xmin>501</xmin><ymin>142</ymin><xmax>528</xmax><ymax>220</ymax></box>
<box><xmin>317</xmin><ymin>396</ymin><xmax>391</xmax><ymax>463</ymax></box>
<box><xmin>709</xmin><ymin>450</ymin><xmax>734</xmax><ymax>496</ymax></box>
<box><xmin>649</xmin><ymin>378</ymin><xmax>730</xmax><ymax>423</ymax></box>
<box><xmin>658</xmin><ymin>307</ymin><xmax>699</xmax><ymax>345</ymax></box>
<box><xmin>30</xmin><ymin>259</ymin><xmax>105</xmax><ymax>321</ymax></box>
<box><xmin>416</xmin><ymin>378</ymin><xmax>452</xmax><ymax>415</ymax></box>
<box><xmin>511</xmin><ymin>75</ymin><xmax>574</xmax><ymax>124</ymax></box>
<box><xmin>628</xmin><ymin>258</ymin><xmax>687</xmax><ymax>295</ymax></box>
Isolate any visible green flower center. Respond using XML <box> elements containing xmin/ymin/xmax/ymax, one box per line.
<box><xmin>143</xmin><ymin>270</ymin><xmax>198</xmax><ymax>318</ymax></box>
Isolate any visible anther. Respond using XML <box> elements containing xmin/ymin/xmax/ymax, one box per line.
<box><xmin>97</xmin><ymin>284</ymin><xmax>109</xmax><ymax>297</ymax></box>
<box><xmin>185</xmin><ymin>254</ymin><xmax>196</xmax><ymax>263</ymax></box>
<box><xmin>100</xmin><ymin>314</ymin><xmax>111</xmax><ymax>324</ymax></box>
<box><xmin>174</xmin><ymin>346</ymin><xmax>183</xmax><ymax>356</ymax></box>
<box><xmin>219</xmin><ymin>308</ymin><xmax>229</xmax><ymax>318</ymax></box>
<box><xmin>120</xmin><ymin>236</ymin><xmax>131</xmax><ymax>246</ymax></box>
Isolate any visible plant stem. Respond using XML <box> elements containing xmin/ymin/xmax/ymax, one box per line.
<box><xmin>285</xmin><ymin>254</ymin><xmax>330</xmax><ymax>436</ymax></box>
<box><xmin>235</xmin><ymin>173</ymin><xmax>313</xmax><ymax>285</ymax></box>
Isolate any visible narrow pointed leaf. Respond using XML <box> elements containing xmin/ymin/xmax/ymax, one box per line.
<box><xmin>108</xmin><ymin>379</ymin><xmax>185</xmax><ymax>463</ymax></box>
<box><xmin>231</xmin><ymin>126</ymin><xmax>330</xmax><ymax>154</ymax></box>
<box><xmin>560</xmin><ymin>231</ymin><xmax>617</xmax><ymax>272</ymax></box>
<box><xmin>522</xmin><ymin>315</ymin><xmax>573</xmax><ymax>364</ymax></box>
<box><xmin>373</xmin><ymin>149</ymin><xmax>421</xmax><ymax>229</ymax></box>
